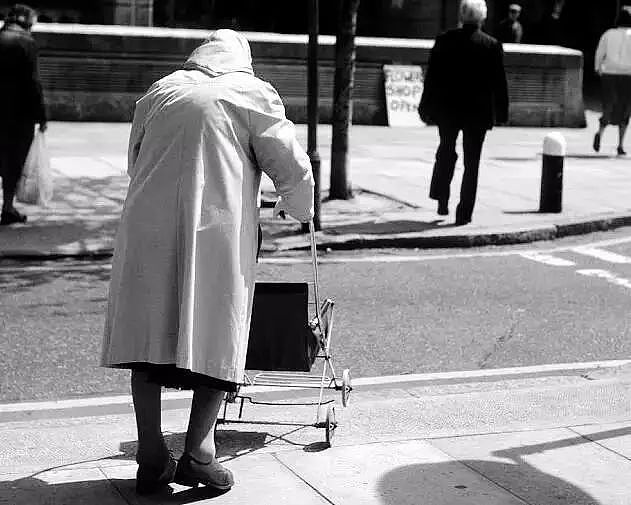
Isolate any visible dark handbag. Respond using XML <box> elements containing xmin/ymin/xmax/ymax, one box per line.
<box><xmin>245</xmin><ymin>282</ymin><xmax>319</xmax><ymax>372</ymax></box>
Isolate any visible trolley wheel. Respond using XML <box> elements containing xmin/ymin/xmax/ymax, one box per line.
<box><xmin>325</xmin><ymin>406</ymin><xmax>336</xmax><ymax>446</ymax></box>
<box><xmin>341</xmin><ymin>369</ymin><xmax>352</xmax><ymax>407</ymax></box>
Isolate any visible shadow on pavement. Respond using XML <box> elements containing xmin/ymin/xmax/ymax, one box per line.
<box><xmin>0</xmin><ymin>475</ymin><xmax>230</xmax><ymax>504</ymax></box>
<box><xmin>0</xmin><ymin>174</ymin><xmax>125</xmax><ymax>256</ymax></box>
<box><xmin>0</xmin><ymin>429</ymin><xmax>273</xmax><ymax>504</ymax></box>
<box><xmin>379</xmin><ymin>426</ymin><xmax>631</xmax><ymax>505</ymax></box>
<box><xmin>502</xmin><ymin>210</ymin><xmax>543</xmax><ymax>215</ymax></box>
<box><xmin>325</xmin><ymin>219</ymin><xmax>445</xmax><ymax>236</ymax></box>
<box><xmin>378</xmin><ymin>460</ymin><xmax>601</xmax><ymax>505</ymax></box>
<box><xmin>0</xmin><ymin>264</ymin><xmax>111</xmax><ymax>292</ymax></box>
<box><xmin>116</xmin><ymin>429</ymin><xmax>270</xmax><ymax>464</ymax></box>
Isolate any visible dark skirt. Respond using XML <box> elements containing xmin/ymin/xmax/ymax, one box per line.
<box><xmin>119</xmin><ymin>362</ymin><xmax>239</xmax><ymax>392</ymax></box>
<box><xmin>600</xmin><ymin>74</ymin><xmax>631</xmax><ymax>127</ymax></box>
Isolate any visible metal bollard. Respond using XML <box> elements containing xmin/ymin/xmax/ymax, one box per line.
<box><xmin>540</xmin><ymin>132</ymin><xmax>566</xmax><ymax>213</ymax></box>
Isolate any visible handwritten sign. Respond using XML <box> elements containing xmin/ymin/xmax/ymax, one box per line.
<box><xmin>383</xmin><ymin>64</ymin><xmax>424</xmax><ymax>126</ymax></box>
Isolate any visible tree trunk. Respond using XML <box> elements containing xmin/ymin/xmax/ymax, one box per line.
<box><xmin>329</xmin><ymin>0</ymin><xmax>360</xmax><ymax>200</ymax></box>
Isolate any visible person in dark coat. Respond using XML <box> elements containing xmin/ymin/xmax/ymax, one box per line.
<box><xmin>418</xmin><ymin>0</ymin><xmax>508</xmax><ymax>225</ymax></box>
<box><xmin>0</xmin><ymin>4</ymin><xmax>47</xmax><ymax>226</ymax></box>
<box><xmin>496</xmin><ymin>3</ymin><xmax>524</xmax><ymax>43</ymax></box>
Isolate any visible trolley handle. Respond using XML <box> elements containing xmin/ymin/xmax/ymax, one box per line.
<box><xmin>308</xmin><ymin>220</ymin><xmax>323</xmax><ymax>331</ymax></box>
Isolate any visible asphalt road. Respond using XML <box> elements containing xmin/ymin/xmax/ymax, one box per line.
<box><xmin>1</xmin><ymin>229</ymin><xmax>631</xmax><ymax>404</ymax></box>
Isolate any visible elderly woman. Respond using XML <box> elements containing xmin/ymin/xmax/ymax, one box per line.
<box><xmin>593</xmin><ymin>7</ymin><xmax>631</xmax><ymax>156</ymax></box>
<box><xmin>101</xmin><ymin>30</ymin><xmax>314</xmax><ymax>494</ymax></box>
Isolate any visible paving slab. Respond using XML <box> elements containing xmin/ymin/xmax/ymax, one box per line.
<box><xmin>570</xmin><ymin>421</ymin><xmax>631</xmax><ymax>461</ymax></box>
<box><xmin>0</xmin><ymin>467</ymin><xmax>126</xmax><ymax>505</ymax></box>
<box><xmin>102</xmin><ymin>452</ymin><xmax>329</xmax><ymax>505</ymax></box>
<box><xmin>276</xmin><ymin>439</ymin><xmax>527</xmax><ymax>505</ymax></box>
<box><xmin>431</xmin><ymin>428</ymin><xmax>631</xmax><ymax>505</ymax></box>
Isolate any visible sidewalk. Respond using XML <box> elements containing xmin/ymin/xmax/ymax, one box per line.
<box><xmin>1</xmin><ymin>110</ymin><xmax>630</xmax><ymax>258</ymax></box>
<box><xmin>2</xmin><ymin>365</ymin><xmax>631</xmax><ymax>504</ymax></box>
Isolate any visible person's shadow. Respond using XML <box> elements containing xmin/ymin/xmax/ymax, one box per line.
<box><xmin>0</xmin><ymin>428</ymin><xmax>296</xmax><ymax>504</ymax></box>
<box><xmin>377</xmin><ymin>427</ymin><xmax>631</xmax><ymax>505</ymax></box>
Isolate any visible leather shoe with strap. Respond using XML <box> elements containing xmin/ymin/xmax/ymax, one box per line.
<box><xmin>136</xmin><ymin>454</ymin><xmax>177</xmax><ymax>495</ymax></box>
<box><xmin>174</xmin><ymin>453</ymin><xmax>234</xmax><ymax>490</ymax></box>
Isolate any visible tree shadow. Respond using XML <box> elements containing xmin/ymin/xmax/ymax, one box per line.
<box><xmin>1</xmin><ymin>174</ymin><xmax>126</xmax><ymax>257</ymax></box>
<box><xmin>0</xmin><ymin>261</ymin><xmax>111</xmax><ymax>293</ymax></box>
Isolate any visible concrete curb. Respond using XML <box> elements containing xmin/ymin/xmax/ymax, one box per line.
<box><xmin>1</xmin><ymin>212</ymin><xmax>631</xmax><ymax>259</ymax></box>
<box><xmin>3</xmin><ymin>360</ymin><xmax>630</xmax><ymax>423</ymax></box>
<box><xmin>271</xmin><ymin>212</ymin><xmax>631</xmax><ymax>252</ymax></box>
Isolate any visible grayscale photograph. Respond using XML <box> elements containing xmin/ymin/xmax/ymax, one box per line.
<box><xmin>1</xmin><ymin>0</ymin><xmax>631</xmax><ymax>503</ymax></box>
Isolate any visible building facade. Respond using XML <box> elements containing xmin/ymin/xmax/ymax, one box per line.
<box><xmin>0</xmin><ymin>0</ymin><xmax>624</xmax><ymax>90</ymax></box>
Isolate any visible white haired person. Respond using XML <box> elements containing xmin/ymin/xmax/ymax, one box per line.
<box><xmin>101</xmin><ymin>29</ymin><xmax>314</xmax><ymax>495</ymax></box>
<box><xmin>418</xmin><ymin>0</ymin><xmax>508</xmax><ymax>225</ymax></box>
<box><xmin>593</xmin><ymin>6</ymin><xmax>631</xmax><ymax>156</ymax></box>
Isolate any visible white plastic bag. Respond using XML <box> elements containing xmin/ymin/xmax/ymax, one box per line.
<box><xmin>16</xmin><ymin>130</ymin><xmax>53</xmax><ymax>206</ymax></box>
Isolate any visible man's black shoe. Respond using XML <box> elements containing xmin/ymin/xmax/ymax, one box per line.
<box><xmin>0</xmin><ymin>210</ymin><xmax>27</xmax><ymax>226</ymax></box>
<box><xmin>437</xmin><ymin>200</ymin><xmax>449</xmax><ymax>216</ymax></box>
<box><xmin>455</xmin><ymin>216</ymin><xmax>471</xmax><ymax>226</ymax></box>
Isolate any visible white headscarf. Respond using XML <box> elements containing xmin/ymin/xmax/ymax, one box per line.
<box><xmin>183</xmin><ymin>29</ymin><xmax>253</xmax><ymax>77</ymax></box>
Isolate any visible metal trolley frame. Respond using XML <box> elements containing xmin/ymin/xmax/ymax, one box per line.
<box><xmin>217</xmin><ymin>222</ymin><xmax>352</xmax><ymax>446</ymax></box>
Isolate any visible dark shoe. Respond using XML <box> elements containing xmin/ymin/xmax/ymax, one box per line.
<box><xmin>136</xmin><ymin>455</ymin><xmax>177</xmax><ymax>495</ymax></box>
<box><xmin>617</xmin><ymin>146</ymin><xmax>627</xmax><ymax>156</ymax></box>
<box><xmin>175</xmin><ymin>453</ymin><xmax>234</xmax><ymax>490</ymax></box>
<box><xmin>0</xmin><ymin>209</ymin><xmax>27</xmax><ymax>226</ymax></box>
<box><xmin>593</xmin><ymin>133</ymin><xmax>601</xmax><ymax>152</ymax></box>
<box><xmin>437</xmin><ymin>200</ymin><xmax>449</xmax><ymax>216</ymax></box>
<box><xmin>455</xmin><ymin>218</ymin><xmax>471</xmax><ymax>226</ymax></box>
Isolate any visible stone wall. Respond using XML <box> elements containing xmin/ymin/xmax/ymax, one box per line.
<box><xmin>33</xmin><ymin>24</ymin><xmax>586</xmax><ymax>127</ymax></box>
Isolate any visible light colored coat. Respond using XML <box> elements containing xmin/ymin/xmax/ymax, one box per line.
<box><xmin>101</xmin><ymin>30</ymin><xmax>314</xmax><ymax>384</ymax></box>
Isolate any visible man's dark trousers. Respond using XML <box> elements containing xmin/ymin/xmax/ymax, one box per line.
<box><xmin>429</xmin><ymin>124</ymin><xmax>486</xmax><ymax>223</ymax></box>
<box><xmin>0</xmin><ymin>122</ymin><xmax>35</xmax><ymax>202</ymax></box>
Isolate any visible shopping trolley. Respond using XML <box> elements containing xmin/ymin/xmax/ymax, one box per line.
<box><xmin>217</xmin><ymin>221</ymin><xmax>352</xmax><ymax>446</ymax></box>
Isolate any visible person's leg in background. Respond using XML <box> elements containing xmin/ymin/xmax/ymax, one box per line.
<box><xmin>131</xmin><ymin>370</ymin><xmax>176</xmax><ymax>494</ymax></box>
<box><xmin>429</xmin><ymin>124</ymin><xmax>459</xmax><ymax>216</ymax></box>
<box><xmin>456</xmin><ymin>127</ymin><xmax>486</xmax><ymax>225</ymax></box>
<box><xmin>617</xmin><ymin>121</ymin><xmax>628</xmax><ymax>155</ymax></box>
<box><xmin>594</xmin><ymin>117</ymin><xmax>607</xmax><ymax>153</ymax></box>
<box><xmin>594</xmin><ymin>74</ymin><xmax>614</xmax><ymax>153</ymax></box>
<box><xmin>175</xmin><ymin>386</ymin><xmax>234</xmax><ymax>490</ymax></box>
<box><xmin>1</xmin><ymin>122</ymin><xmax>34</xmax><ymax>225</ymax></box>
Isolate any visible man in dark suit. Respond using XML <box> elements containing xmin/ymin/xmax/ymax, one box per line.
<box><xmin>418</xmin><ymin>0</ymin><xmax>508</xmax><ymax>225</ymax></box>
<box><xmin>0</xmin><ymin>4</ymin><xmax>47</xmax><ymax>226</ymax></box>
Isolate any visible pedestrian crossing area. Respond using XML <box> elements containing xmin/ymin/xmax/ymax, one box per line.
<box><xmin>519</xmin><ymin>244</ymin><xmax>631</xmax><ymax>292</ymax></box>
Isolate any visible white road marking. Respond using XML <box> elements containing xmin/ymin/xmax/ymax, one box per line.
<box><xmin>572</xmin><ymin>247</ymin><xmax>631</xmax><ymax>264</ymax></box>
<box><xmin>518</xmin><ymin>252</ymin><xmax>575</xmax><ymax>266</ymax></box>
<box><xmin>1</xmin><ymin>359</ymin><xmax>629</xmax><ymax>415</ymax></box>
<box><xmin>576</xmin><ymin>269</ymin><xmax>631</xmax><ymax>290</ymax></box>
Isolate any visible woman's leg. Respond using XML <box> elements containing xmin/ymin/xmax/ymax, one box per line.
<box><xmin>618</xmin><ymin>123</ymin><xmax>628</xmax><ymax>154</ymax></box>
<box><xmin>594</xmin><ymin>119</ymin><xmax>606</xmax><ymax>152</ymax></box>
<box><xmin>131</xmin><ymin>370</ymin><xmax>168</xmax><ymax>464</ymax></box>
<box><xmin>184</xmin><ymin>386</ymin><xmax>225</xmax><ymax>461</ymax></box>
